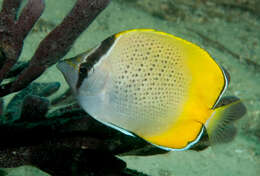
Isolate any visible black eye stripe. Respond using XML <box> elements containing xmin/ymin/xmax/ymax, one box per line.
<box><xmin>76</xmin><ymin>35</ymin><xmax>115</xmax><ymax>89</ymax></box>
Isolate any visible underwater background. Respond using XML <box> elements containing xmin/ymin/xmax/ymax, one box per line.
<box><xmin>0</xmin><ymin>0</ymin><xmax>259</xmax><ymax>175</ymax></box>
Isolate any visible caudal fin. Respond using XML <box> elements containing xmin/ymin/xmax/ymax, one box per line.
<box><xmin>205</xmin><ymin>96</ymin><xmax>246</xmax><ymax>145</ymax></box>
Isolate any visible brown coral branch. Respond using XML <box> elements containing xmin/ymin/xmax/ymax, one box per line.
<box><xmin>0</xmin><ymin>0</ymin><xmax>21</xmax><ymax>21</ymax></box>
<box><xmin>0</xmin><ymin>0</ymin><xmax>45</xmax><ymax>84</ymax></box>
<box><xmin>6</xmin><ymin>61</ymin><xmax>28</xmax><ymax>79</ymax></box>
<box><xmin>10</xmin><ymin>0</ymin><xmax>111</xmax><ymax>93</ymax></box>
<box><xmin>14</xmin><ymin>0</ymin><xmax>45</xmax><ymax>40</ymax></box>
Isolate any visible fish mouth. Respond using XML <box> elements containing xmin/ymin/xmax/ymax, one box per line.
<box><xmin>56</xmin><ymin>60</ymin><xmax>79</xmax><ymax>93</ymax></box>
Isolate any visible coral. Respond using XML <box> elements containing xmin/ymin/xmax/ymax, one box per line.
<box><xmin>0</xmin><ymin>0</ymin><xmax>111</xmax><ymax>96</ymax></box>
<box><xmin>0</xmin><ymin>0</ymin><xmax>45</xmax><ymax>89</ymax></box>
<box><xmin>0</xmin><ymin>0</ymin><xmax>164</xmax><ymax>175</ymax></box>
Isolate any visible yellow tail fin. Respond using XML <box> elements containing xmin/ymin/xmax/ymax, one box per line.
<box><xmin>205</xmin><ymin>96</ymin><xmax>246</xmax><ymax>145</ymax></box>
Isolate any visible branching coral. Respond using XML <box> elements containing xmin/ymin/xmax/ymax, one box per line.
<box><xmin>0</xmin><ymin>0</ymin><xmax>45</xmax><ymax>93</ymax></box>
<box><xmin>0</xmin><ymin>0</ymin><xmax>111</xmax><ymax>96</ymax></box>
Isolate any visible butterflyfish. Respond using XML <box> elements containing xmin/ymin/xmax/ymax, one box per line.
<box><xmin>57</xmin><ymin>29</ymin><xmax>246</xmax><ymax>151</ymax></box>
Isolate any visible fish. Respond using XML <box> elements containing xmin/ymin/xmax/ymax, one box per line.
<box><xmin>57</xmin><ymin>29</ymin><xmax>246</xmax><ymax>151</ymax></box>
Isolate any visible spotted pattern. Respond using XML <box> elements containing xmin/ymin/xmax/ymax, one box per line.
<box><xmin>104</xmin><ymin>30</ymin><xmax>190</xmax><ymax>136</ymax></box>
